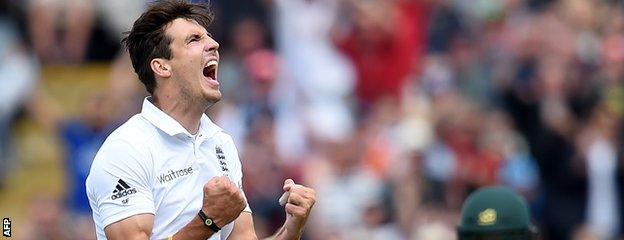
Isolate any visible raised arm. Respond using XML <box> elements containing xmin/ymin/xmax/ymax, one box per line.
<box><xmin>228</xmin><ymin>179</ymin><xmax>316</xmax><ymax>240</ymax></box>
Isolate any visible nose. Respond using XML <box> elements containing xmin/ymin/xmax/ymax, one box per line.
<box><xmin>205</xmin><ymin>36</ymin><xmax>219</xmax><ymax>53</ymax></box>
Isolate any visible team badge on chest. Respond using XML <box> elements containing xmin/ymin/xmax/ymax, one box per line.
<box><xmin>215</xmin><ymin>145</ymin><xmax>230</xmax><ymax>176</ymax></box>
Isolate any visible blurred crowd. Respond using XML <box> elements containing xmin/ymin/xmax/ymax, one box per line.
<box><xmin>2</xmin><ymin>0</ymin><xmax>624</xmax><ymax>239</ymax></box>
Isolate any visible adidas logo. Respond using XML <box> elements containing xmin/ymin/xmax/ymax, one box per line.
<box><xmin>111</xmin><ymin>179</ymin><xmax>137</xmax><ymax>200</ymax></box>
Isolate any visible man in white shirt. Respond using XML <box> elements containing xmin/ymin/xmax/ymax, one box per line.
<box><xmin>85</xmin><ymin>1</ymin><xmax>316</xmax><ymax>239</ymax></box>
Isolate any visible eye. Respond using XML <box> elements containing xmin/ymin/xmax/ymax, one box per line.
<box><xmin>188</xmin><ymin>34</ymin><xmax>202</xmax><ymax>44</ymax></box>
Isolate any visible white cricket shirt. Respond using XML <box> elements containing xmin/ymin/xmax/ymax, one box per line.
<box><xmin>86</xmin><ymin>97</ymin><xmax>251</xmax><ymax>240</ymax></box>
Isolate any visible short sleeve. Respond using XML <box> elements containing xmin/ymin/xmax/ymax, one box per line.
<box><xmin>86</xmin><ymin>139</ymin><xmax>155</xmax><ymax>229</ymax></box>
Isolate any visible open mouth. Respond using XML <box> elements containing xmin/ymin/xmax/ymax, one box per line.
<box><xmin>203</xmin><ymin>60</ymin><xmax>218</xmax><ymax>80</ymax></box>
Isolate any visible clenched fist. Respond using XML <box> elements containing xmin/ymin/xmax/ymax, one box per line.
<box><xmin>202</xmin><ymin>176</ymin><xmax>246</xmax><ymax>228</ymax></box>
<box><xmin>281</xmin><ymin>179</ymin><xmax>316</xmax><ymax>238</ymax></box>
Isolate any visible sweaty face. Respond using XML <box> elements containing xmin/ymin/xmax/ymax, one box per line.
<box><xmin>165</xmin><ymin>18</ymin><xmax>221</xmax><ymax>104</ymax></box>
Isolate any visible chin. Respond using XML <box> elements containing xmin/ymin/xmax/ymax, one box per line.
<box><xmin>203</xmin><ymin>91</ymin><xmax>222</xmax><ymax>104</ymax></box>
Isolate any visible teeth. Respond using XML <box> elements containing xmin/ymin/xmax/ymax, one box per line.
<box><xmin>206</xmin><ymin>60</ymin><xmax>218</xmax><ymax>68</ymax></box>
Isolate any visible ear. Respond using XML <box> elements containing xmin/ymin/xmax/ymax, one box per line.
<box><xmin>150</xmin><ymin>58</ymin><xmax>172</xmax><ymax>79</ymax></box>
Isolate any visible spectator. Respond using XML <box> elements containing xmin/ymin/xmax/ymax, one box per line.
<box><xmin>336</xmin><ymin>0</ymin><xmax>429</xmax><ymax>109</ymax></box>
<box><xmin>0</xmin><ymin>8</ymin><xmax>39</xmax><ymax>185</ymax></box>
<box><xmin>26</xmin><ymin>92</ymin><xmax>119</xmax><ymax>240</ymax></box>
<box><xmin>273</xmin><ymin>0</ymin><xmax>356</xmax><ymax>162</ymax></box>
<box><xmin>58</xmin><ymin>93</ymin><xmax>119</xmax><ymax>216</ymax></box>
<box><xmin>27</xmin><ymin>0</ymin><xmax>94</xmax><ymax>63</ymax></box>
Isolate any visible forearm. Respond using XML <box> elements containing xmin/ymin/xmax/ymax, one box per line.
<box><xmin>172</xmin><ymin>215</ymin><xmax>216</xmax><ymax>240</ymax></box>
<box><xmin>263</xmin><ymin>225</ymin><xmax>300</xmax><ymax>240</ymax></box>
<box><xmin>262</xmin><ymin>226</ymin><xmax>283</xmax><ymax>240</ymax></box>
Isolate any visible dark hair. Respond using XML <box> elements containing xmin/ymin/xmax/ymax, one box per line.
<box><xmin>121</xmin><ymin>0</ymin><xmax>214</xmax><ymax>94</ymax></box>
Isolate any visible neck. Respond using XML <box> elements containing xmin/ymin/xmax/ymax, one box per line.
<box><xmin>152</xmin><ymin>93</ymin><xmax>206</xmax><ymax>135</ymax></box>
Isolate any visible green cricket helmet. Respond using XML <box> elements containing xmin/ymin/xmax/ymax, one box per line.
<box><xmin>457</xmin><ymin>186</ymin><xmax>538</xmax><ymax>240</ymax></box>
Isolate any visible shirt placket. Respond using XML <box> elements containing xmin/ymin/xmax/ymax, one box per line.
<box><xmin>192</xmin><ymin>133</ymin><xmax>205</xmax><ymax>161</ymax></box>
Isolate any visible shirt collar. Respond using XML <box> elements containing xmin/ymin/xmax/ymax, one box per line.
<box><xmin>140</xmin><ymin>97</ymin><xmax>223</xmax><ymax>138</ymax></box>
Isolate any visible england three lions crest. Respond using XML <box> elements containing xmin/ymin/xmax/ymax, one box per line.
<box><xmin>215</xmin><ymin>145</ymin><xmax>230</xmax><ymax>176</ymax></box>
